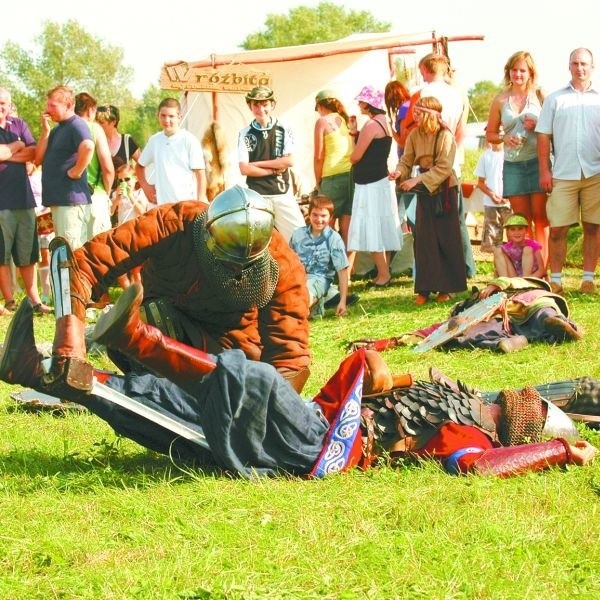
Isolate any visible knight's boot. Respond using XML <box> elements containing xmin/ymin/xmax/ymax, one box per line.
<box><xmin>46</xmin><ymin>237</ymin><xmax>94</xmax><ymax>393</ymax></box>
<box><xmin>92</xmin><ymin>283</ymin><xmax>216</xmax><ymax>392</ymax></box>
<box><xmin>0</xmin><ymin>301</ymin><xmax>45</xmax><ymax>388</ymax></box>
<box><xmin>45</xmin><ymin>315</ymin><xmax>94</xmax><ymax>394</ymax></box>
<box><xmin>470</xmin><ymin>439</ymin><xmax>574</xmax><ymax>477</ymax></box>
<box><xmin>48</xmin><ymin>236</ymin><xmax>92</xmax><ymax>322</ymax></box>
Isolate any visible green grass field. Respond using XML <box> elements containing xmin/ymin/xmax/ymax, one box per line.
<box><xmin>0</xmin><ymin>257</ymin><xmax>599</xmax><ymax>599</ymax></box>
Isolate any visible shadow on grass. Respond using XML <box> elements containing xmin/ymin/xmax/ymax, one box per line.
<box><xmin>0</xmin><ymin>445</ymin><xmax>227</xmax><ymax>491</ymax></box>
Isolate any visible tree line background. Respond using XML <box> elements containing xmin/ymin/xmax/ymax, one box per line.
<box><xmin>0</xmin><ymin>3</ymin><xmax>500</xmax><ymax>148</ymax></box>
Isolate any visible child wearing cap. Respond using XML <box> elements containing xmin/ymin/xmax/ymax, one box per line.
<box><xmin>494</xmin><ymin>213</ymin><xmax>545</xmax><ymax>278</ymax></box>
<box><xmin>238</xmin><ymin>86</ymin><xmax>305</xmax><ymax>242</ymax></box>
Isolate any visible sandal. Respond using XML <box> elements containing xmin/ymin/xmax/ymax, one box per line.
<box><xmin>32</xmin><ymin>302</ymin><xmax>53</xmax><ymax>314</ymax></box>
<box><xmin>0</xmin><ymin>305</ymin><xmax>11</xmax><ymax>316</ymax></box>
<box><xmin>4</xmin><ymin>299</ymin><xmax>17</xmax><ymax>312</ymax></box>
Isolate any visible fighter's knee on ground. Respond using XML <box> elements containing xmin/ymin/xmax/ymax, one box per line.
<box><xmin>362</xmin><ymin>350</ymin><xmax>393</xmax><ymax>395</ymax></box>
<box><xmin>277</xmin><ymin>365</ymin><xmax>311</xmax><ymax>394</ymax></box>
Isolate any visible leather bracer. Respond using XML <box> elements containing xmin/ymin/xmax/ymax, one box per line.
<box><xmin>471</xmin><ymin>439</ymin><xmax>573</xmax><ymax>477</ymax></box>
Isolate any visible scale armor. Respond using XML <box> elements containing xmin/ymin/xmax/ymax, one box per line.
<box><xmin>361</xmin><ymin>379</ymin><xmax>497</xmax><ymax>449</ymax></box>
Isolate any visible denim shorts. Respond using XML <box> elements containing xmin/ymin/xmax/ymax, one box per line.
<box><xmin>319</xmin><ymin>171</ymin><xmax>354</xmax><ymax>217</ymax></box>
<box><xmin>503</xmin><ymin>157</ymin><xmax>542</xmax><ymax>196</ymax></box>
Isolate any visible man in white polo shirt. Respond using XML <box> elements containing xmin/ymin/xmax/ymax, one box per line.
<box><xmin>536</xmin><ymin>47</ymin><xmax>600</xmax><ymax>294</ymax></box>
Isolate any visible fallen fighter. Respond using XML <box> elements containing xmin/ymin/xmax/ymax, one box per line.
<box><xmin>0</xmin><ymin>284</ymin><xmax>596</xmax><ymax>477</ymax></box>
<box><xmin>350</xmin><ymin>276</ymin><xmax>582</xmax><ymax>354</ymax></box>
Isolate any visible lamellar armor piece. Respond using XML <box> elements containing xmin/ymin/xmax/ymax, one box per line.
<box><xmin>361</xmin><ymin>379</ymin><xmax>497</xmax><ymax>449</ymax></box>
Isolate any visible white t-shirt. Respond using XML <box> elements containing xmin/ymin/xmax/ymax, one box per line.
<box><xmin>474</xmin><ymin>149</ymin><xmax>510</xmax><ymax>208</ymax></box>
<box><xmin>138</xmin><ymin>129</ymin><xmax>205</xmax><ymax>204</ymax></box>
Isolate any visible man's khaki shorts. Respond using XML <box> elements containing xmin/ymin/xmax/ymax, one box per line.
<box><xmin>546</xmin><ymin>172</ymin><xmax>600</xmax><ymax>227</ymax></box>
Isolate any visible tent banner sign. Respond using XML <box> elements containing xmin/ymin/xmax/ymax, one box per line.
<box><xmin>161</xmin><ymin>63</ymin><xmax>272</xmax><ymax>93</ymax></box>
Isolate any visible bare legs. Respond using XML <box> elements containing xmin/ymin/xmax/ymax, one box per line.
<box><xmin>582</xmin><ymin>221</ymin><xmax>599</xmax><ymax>273</ymax></box>
<box><xmin>371</xmin><ymin>252</ymin><xmax>391</xmax><ymax>285</ymax></box>
<box><xmin>493</xmin><ymin>248</ymin><xmax>518</xmax><ymax>277</ymax></box>
<box><xmin>494</xmin><ymin>245</ymin><xmax>535</xmax><ymax>277</ymax></box>
<box><xmin>338</xmin><ymin>214</ymin><xmax>356</xmax><ymax>276</ymax></box>
<box><xmin>548</xmin><ymin>225</ymin><xmax>570</xmax><ymax>275</ymax></box>
<box><xmin>0</xmin><ymin>263</ymin><xmax>45</xmax><ymax>307</ymax></box>
<box><xmin>38</xmin><ymin>248</ymin><xmax>51</xmax><ymax>301</ymax></box>
<box><xmin>19</xmin><ymin>264</ymin><xmax>45</xmax><ymax>306</ymax></box>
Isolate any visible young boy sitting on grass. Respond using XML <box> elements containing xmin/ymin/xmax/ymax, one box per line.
<box><xmin>290</xmin><ymin>195</ymin><xmax>355</xmax><ymax>318</ymax></box>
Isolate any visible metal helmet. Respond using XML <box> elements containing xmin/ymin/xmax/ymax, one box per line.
<box><xmin>205</xmin><ymin>185</ymin><xmax>275</xmax><ymax>266</ymax></box>
<box><xmin>541</xmin><ymin>400</ymin><xmax>580</xmax><ymax>443</ymax></box>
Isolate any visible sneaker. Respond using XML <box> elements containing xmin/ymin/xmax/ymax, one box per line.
<box><xmin>347</xmin><ymin>293</ymin><xmax>360</xmax><ymax>306</ymax></box>
<box><xmin>549</xmin><ymin>282</ymin><xmax>564</xmax><ymax>295</ymax></box>
<box><xmin>579</xmin><ymin>280</ymin><xmax>595</xmax><ymax>294</ymax></box>
<box><xmin>323</xmin><ymin>293</ymin><xmax>340</xmax><ymax>309</ymax></box>
<box><xmin>498</xmin><ymin>335</ymin><xmax>529</xmax><ymax>353</ymax></box>
<box><xmin>543</xmin><ymin>316</ymin><xmax>583</xmax><ymax>341</ymax></box>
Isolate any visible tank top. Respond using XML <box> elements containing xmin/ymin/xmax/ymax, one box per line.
<box><xmin>500</xmin><ymin>92</ymin><xmax>542</xmax><ymax>163</ymax></box>
<box><xmin>352</xmin><ymin>119</ymin><xmax>392</xmax><ymax>185</ymax></box>
<box><xmin>86</xmin><ymin>121</ymin><xmax>104</xmax><ymax>192</ymax></box>
<box><xmin>322</xmin><ymin>114</ymin><xmax>352</xmax><ymax>177</ymax></box>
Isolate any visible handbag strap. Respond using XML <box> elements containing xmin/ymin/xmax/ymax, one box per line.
<box><xmin>432</xmin><ymin>129</ymin><xmax>441</xmax><ymax>165</ymax></box>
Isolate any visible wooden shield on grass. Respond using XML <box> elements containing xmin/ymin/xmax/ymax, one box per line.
<box><xmin>414</xmin><ymin>292</ymin><xmax>507</xmax><ymax>353</ymax></box>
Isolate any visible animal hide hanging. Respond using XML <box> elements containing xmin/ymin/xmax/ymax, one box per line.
<box><xmin>201</xmin><ymin>121</ymin><xmax>229</xmax><ymax>201</ymax></box>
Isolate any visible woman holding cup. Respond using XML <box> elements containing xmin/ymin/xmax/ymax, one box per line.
<box><xmin>486</xmin><ymin>51</ymin><xmax>548</xmax><ymax>267</ymax></box>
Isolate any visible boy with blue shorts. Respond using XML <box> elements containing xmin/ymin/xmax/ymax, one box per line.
<box><xmin>289</xmin><ymin>195</ymin><xmax>353</xmax><ymax>318</ymax></box>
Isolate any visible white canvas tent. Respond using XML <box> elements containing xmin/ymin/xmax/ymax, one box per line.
<box><xmin>161</xmin><ymin>31</ymin><xmax>483</xmax><ymax>192</ymax></box>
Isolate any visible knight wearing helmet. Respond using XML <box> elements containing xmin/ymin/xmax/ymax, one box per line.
<box><xmin>11</xmin><ymin>185</ymin><xmax>311</xmax><ymax>396</ymax></box>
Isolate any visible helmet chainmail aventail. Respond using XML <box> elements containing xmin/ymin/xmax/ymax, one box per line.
<box><xmin>193</xmin><ymin>213</ymin><xmax>279</xmax><ymax>311</ymax></box>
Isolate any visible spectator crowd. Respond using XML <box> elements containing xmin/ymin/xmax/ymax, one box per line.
<box><xmin>0</xmin><ymin>47</ymin><xmax>598</xmax><ymax>323</ymax></box>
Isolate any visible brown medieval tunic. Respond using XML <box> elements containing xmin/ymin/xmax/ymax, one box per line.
<box><xmin>397</xmin><ymin>128</ymin><xmax>467</xmax><ymax>295</ymax></box>
<box><xmin>74</xmin><ymin>201</ymin><xmax>311</xmax><ymax>372</ymax></box>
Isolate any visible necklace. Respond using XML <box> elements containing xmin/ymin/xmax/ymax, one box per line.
<box><xmin>509</xmin><ymin>92</ymin><xmax>528</xmax><ymax>112</ymax></box>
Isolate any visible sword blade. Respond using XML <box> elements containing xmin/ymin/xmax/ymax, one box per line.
<box><xmin>91</xmin><ymin>379</ymin><xmax>210</xmax><ymax>450</ymax></box>
<box><xmin>49</xmin><ymin>243</ymin><xmax>70</xmax><ymax>318</ymax></box>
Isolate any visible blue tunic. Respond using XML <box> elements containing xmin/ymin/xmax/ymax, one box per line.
<box><xmin>86</xmin><ymin>350</ymin><xmax>328</xmax><ymax>477</ymax></box>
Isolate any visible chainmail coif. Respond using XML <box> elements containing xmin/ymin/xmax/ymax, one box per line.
<box><xmin>498</xmin><ymin>386</ymin><xmax>545</xmax><ymax>446</ymax></box>
<box><xmin>192</xmin><ymin>214</ymin><xmax>279</xmax><ymax>312</ymax></box>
